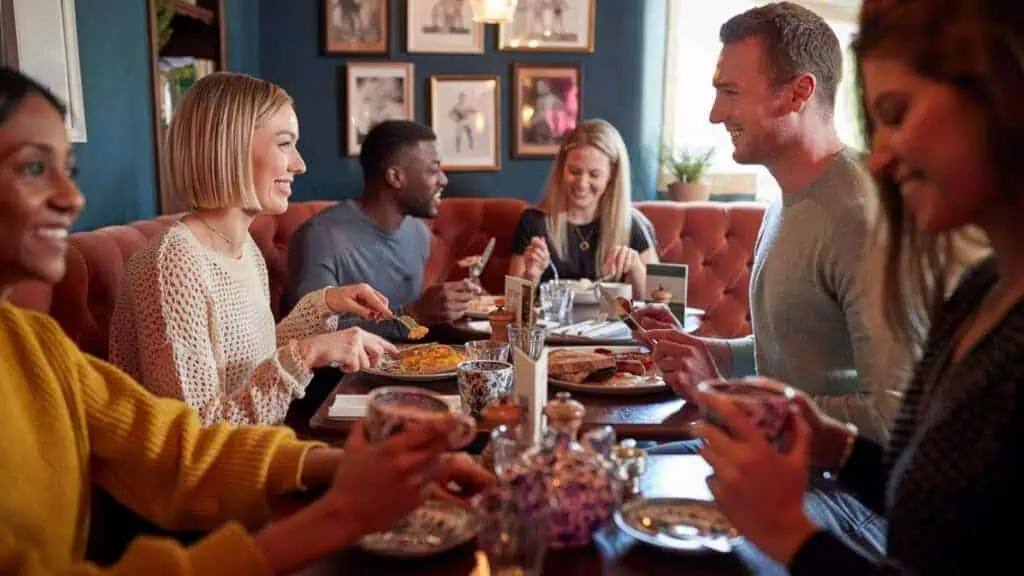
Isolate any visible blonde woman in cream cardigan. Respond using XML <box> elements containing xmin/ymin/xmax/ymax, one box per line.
<box><xmin>508</xmin><ymin>119</ymin><xmax>658</xmax><ymax>296</ymax></box>
<box><xmin>110</xmin><ymin>73</ymin><xmax>396</xmax><ymax>426</ymax></box>
<box><xmin>0</xmin><ymin>66</ymin><xmax>492</xmax><ymax>576</ymax></box>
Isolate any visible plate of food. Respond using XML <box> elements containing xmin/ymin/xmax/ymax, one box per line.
<box><xmin>547</xmin><ymin>346</ymin><xmax>668</xmax><ymax>395</ymax></box>
<box><xmin>465</xmin><ymin>294</ymin><xmax>505</xmax><ymax>319</ymax></box>
<box><xmin>363</xmin><ymin>343</ymin><xmax>466</xmax><ymax>381</ymax></box>
<box><xmin>358</xmin><ymin>499</ymin><xmax>477</xmax><ymax>558</ymax></box>
<box><xmin>614</xmin><ymin>497</ymin><xmax>741</xmax><ymax>555</ymax></box>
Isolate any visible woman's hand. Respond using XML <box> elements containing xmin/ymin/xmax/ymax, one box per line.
<box><xmin>427</xmin><ymin>452</ymin><xmax>496</xmax><ymax>508</ymax></box>
<box><xmin>325</xmin><ymin>283</ymin><xmax>392</xmax><ymax>319</ymax></box>
<box><xmin>303</xmin><ymin>327</ymin><xmax>397</xmax><ymax>371</ymax></box>
<box><xmin>523</xmin><ymin>236</ymin><xmax>551</xmax><ymax>281</ymax></box>
<box><xmin>693</xmin><ymin>390</ymin><xmax>819</xmax><ymax>565</ymax></box>
<box><xmin>602</xmin><ymin>246</ymin><xmax>643</xmax><ymax>281</ymax></box>
<box><xmin>325</xmin><ymin>420</ymin><xmax>453</xmax><ymax>536</ymax></box>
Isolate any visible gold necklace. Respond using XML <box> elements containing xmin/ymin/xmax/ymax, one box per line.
<box><xmin>573</xmin><ymin>224</ymin><xmax>595</xmax><ymax>252</ymax></box>
<box><xmin>197</xmin><ymin>217</ymin><xmax>233</xmax><ymax>247</ymax></box>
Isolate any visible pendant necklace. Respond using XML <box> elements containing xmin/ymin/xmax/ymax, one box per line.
<box><xmin>198</xmin><ymin>217</ymin><xmax>233</xmax><ymax>247</ymax></box>
<box><xmin>573</xmin><ymin>224</ymin><xmax>594</xmax><ymax>252</ymax></box>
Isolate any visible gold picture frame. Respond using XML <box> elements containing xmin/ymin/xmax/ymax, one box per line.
<box><xmin>498</xmin><ymin>0</ymin><xmax>595</xmax><ymax>53</ymax></box>
<box><xmin>345</xmin><ymin>62</ymin><xmax>415</xmax><ymax>156</ymax></box>
<box><xmin>406</xmin><ymin>0</ymin><xmax>484</xmax><ymax>54</ymax></box>
<box><xmin>512</xmin><ymin>62</ymin><xmax>581</xmax><ymax>157</ymax></box>
<box><xmin>429</xmin><ymin>74</ymin><xmax>501</xmax><ymax>172</ymax></box>
<box><xmin>325</xmin><ymin>0</ymin><xmax>388</xmax><ymax>54</ymax></box>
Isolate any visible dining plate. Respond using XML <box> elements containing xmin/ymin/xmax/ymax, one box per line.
<box><xmin>358</xmin><ymin>500</ymin><xmax>477</xmax><ymax>558</ymax></box>
<box><xmin>547</xmin><ymin>345</ymin><xmax>668</xmax><ymax>396</ymax></box>
<box><xmin>361</xmin><ymin>343</ymin><xmax>464</xmax><ymax>382</ymax></box>
<box><xmin>615</xmin><ymin>497</ymin><xmax>742</xmax><ymax>555</ymax></box>
<box><xmin>465</xmin><ymin>294</ymin><xmax>504</xmax><ymax>320</ymax></box>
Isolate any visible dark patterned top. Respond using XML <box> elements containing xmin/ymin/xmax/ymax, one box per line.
<box><xmin>791</xmin><ymin>257</ymin><xmax>1021</xmax><ymax>575</ymax></box>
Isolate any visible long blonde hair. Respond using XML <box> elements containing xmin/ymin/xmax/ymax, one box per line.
<box><xmin>166</xmin><ymin>72</ymin><xmax>294</xmax><ymax>211</ymax></box>
<box><xmin>536</xmin><ymin>119</ymin><xmax>633</xmax><ymax>268</ymax></box>
<box><xmin>854</xmin><ymin>0</ymin><xmax>1014</xmax><ymax>345</ymax></box>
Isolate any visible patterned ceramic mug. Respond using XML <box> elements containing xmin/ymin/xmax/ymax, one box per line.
<box><xmin>456</xmin><ymin>360</ymin><xmax>514</xmax><ymax>419</ymax></box>
<box><xmin>696</xmin><ymin>377</ymin><xmax>796</xmax><ymax>442</ymax></box>
<box><xmin>365</xmin><ymin>386</ymin><xmax>477</xmax><ymax>449</ymax></box>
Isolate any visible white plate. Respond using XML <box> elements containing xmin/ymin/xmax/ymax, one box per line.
<box><xmin>358</xmin><ymin>500</ymin><xmax>477</xmax><ymax>558</ymax></box>
<box><xmin>361</xmin><ymin>344</ymin><xmax>463</xmax><ymax>381</ymax></box>
<box><xmin>547</xmin><ymin>345</ymin><xmax>668</xmax><ymax>396</ymax></box>
<box><xmin>615</xmin><ymin>497</ymin><xmax>742</xmax><ymax>555</ymax></box>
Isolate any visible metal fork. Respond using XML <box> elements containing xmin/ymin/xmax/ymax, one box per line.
<box><xmin>396</xmin><ymin>315</ymin><xmax>428</xmax><ymax>339</ymax></box>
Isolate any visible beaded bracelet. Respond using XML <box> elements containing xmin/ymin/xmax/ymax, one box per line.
<box><xmin>823</xmin><ymin>422</ymin><xmax>858</xmax><ymax>480</ymax></box>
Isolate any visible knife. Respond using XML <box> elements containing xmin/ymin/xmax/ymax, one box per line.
<box><xmin>470</xmin><ymin>237</ymin><xmax>496</xmax><ymax>280</ymax></box>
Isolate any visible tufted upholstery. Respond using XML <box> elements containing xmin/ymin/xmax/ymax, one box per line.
<box><xmin>7</xmin><ymin>199</ymin><xmax>764</xmax><ymax>359</ymax></box>
<box><xmin>637</xmin><ymin>201</ymin><xmax>765</xmax><ymax>339</ymax></box>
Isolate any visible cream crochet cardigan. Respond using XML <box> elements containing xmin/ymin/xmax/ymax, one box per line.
<box><xmin>110</xmin><ymin>222</ymin><xmax>338</xmax><ymax>425</ymax></box>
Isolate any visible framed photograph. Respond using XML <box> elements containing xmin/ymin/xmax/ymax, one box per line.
<box><xmin>406</xmin><ymin>0</ymin><xmax>484</xmax><ymax>54</ymax></box>
<box><xmin>4</xmin><ymin>0</ymin><xmax>87</xmax><ymax>142</ymax></box>
<box><xmin>512</xmin><ymin>63</ymin><xmax>581</xmax><ymax>157</ymax></box>
<box><xmin>498</xmin><ymin>0</ymin><xmax>595</xmax><ymax>53</ymax></box>
<box><xmin>325</xmin><ymin>0</ymin><xmax>388</xmax><ymax>54</ymax></box>
<box><xmin>429</xmin><ymin>75</ymin><xmax>500</xmax><ymax>172</ymax></box>
<box><xmin>346</xmin><ymin>62</ymin><xmax>414</xmax><ymax>156</ymax></box>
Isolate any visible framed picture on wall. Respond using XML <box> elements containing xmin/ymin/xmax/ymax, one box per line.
<box><xmin>406</xmin><ymin>0</ymin><xmax>484</xmax><ymax>54</ymax></box>
<box><xmin>346</xmin><ymin>62</ymin><xmax>414</xmax><ymax>155</ymax></box>
<box><xmin>512</xmin><ymin>63</ymin><xmax>581</xmax><ymax>157</ymax></box>
<box><xmin>498</xmin><ymin>0</ymin><xmax>595</xmax><ymax>53</ymax></box>
<box><xmin>325</xmin><ymin>0</ymin><xmax>388</xmax><ymax>54</ymax></box>
<box><xmin>429</xmin><ymin>75</ymin><xmax>500</xmax><ymax>172</ymax></box>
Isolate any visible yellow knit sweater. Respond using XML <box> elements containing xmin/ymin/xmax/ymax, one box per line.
<box><xmin>0</xmin><ymin>301</ymin><xmax>323</xmax><ymax>575</ymax></box>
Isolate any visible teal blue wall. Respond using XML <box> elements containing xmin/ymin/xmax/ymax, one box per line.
<box><xmin>70</xmin><ymin>0</ymin><xmax>260</xmax><ymax>231</ymax></box>
<box><xmin>67</xmin><ymin>0</ymin><xmax>664</xmax><ymax>230</ymax></box>
<box><xmin>259</xmin><ymin>0</ymin><xmax>666</xmax><ymax>204</ymax></box>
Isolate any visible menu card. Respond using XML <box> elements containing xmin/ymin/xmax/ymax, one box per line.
<box><xmin>513</xmin><ymin>345</ymin><xmax>548</xmax><ymax>446</ymax></box>
<box><xmin>504</xmin><ymin>275</ymin><xmax>537</xmax><ymax>327</ymax></box>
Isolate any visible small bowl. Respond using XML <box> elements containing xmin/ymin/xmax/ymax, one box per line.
<box><xmin>697</xmin><ymin>378</ymin><xmax>795</xmax><ymax>442</ymax></box>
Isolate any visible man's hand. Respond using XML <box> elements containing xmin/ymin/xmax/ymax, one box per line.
<box><xmin>407</xmin><ymin>279</ymin><xmax>481</xmax><ymax>324</ymax></box>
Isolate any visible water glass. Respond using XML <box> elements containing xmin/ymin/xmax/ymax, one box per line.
<box><xmin>465</xmin><ymin>339</ymin><xmax>511</xmax><ymax>362</ymax></box>
<box><xmin>540</xmin><ymin>282</ymin><xmax>574</xmax><ymax>324</ymax></box>
<box><xmin>507</xmin><ymin>325</ymin><xmax>546</xmax><ymax>361</ymax></box>
<box><xmin>475</xmin><ymin>490</ymin><xmax>551</xmax><ymax>576</ymax></box>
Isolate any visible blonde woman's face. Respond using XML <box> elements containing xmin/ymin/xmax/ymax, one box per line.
<box><xmin>561</xmin><ymin>145</ymin><xmax>611</xmax><ymax>216</ymax></box>
<box><xmin>251</xmin><ymin>104</ymin><xmax>305</xmax><ymax>215</ymax></box>
<box><xmin>862</xmin><ymin>57</ymin><xmax>994</xmax><ymax>232</ymax></box>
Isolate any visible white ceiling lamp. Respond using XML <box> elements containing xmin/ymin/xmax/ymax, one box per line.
<box><xmin>468</xmin><ymin>0</ymin><xmax>519</xmax><ymax>24</ymax></box>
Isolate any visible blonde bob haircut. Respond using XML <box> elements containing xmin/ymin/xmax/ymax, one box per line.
<box><xmin>166</xmin><ymin>72</ymin><xmax>294</xmax><ymax>211</ymax></box>
<box><xmin>537</xmin><ymin>119</ymin><xmax>632</xmax><ymax>268</ymax></box>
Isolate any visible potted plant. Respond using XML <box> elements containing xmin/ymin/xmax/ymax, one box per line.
<box><xmin>661</xmin><ymin>145</ymin><xmax>715</xmax><ymax>202</ymax></box>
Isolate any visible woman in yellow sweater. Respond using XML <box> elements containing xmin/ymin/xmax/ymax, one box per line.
<box><xmin>0</xmin><ymin>67</ymin><xmax>490</xmax><ymax>574</ymax></box>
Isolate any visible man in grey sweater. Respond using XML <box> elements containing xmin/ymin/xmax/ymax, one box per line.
<box><xmin>285</xmin><ymin>120</ymin><xmax>479</xmax><ymax>339</ymax></box>
<box><xmin>645</xmin><ymin>2</ymin><xmax>908</xmax><ymax>443</ymax></box>
<box><xmin>643</xmin><ymin>2</ymin><xmax>911</xmax><ymax>556</ymax></box>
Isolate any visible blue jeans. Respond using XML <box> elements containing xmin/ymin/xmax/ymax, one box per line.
<box><xmin>647</xmin><ymin>440</ymin><xmax>887</xmax><ymax>559</ymax></box>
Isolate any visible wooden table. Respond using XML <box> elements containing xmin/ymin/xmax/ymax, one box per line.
<box><xmin>294</xmin><ymin>455</ymin><xmax>786</xmax><ymax>575</ymax></box>
<box><xmin>308</xmin><ymin>371</ymin><xmax>700</xmax><ymax>444</ymax></box>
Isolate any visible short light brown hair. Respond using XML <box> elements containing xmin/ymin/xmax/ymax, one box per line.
<box><xmin>720</xmin><ymin>1</ymin><xmax>842</xmax><ymax>109</ymax></box>
<box><xmin>166</xmin><ymin>72</ymin><xmax>293</xmax><ymax>210</ymax></box>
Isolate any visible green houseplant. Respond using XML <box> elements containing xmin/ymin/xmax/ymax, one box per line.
<box><xmin>661</xmin><ymin>146</ymin><xmax>715</xmax><ymax>202</ymax></box>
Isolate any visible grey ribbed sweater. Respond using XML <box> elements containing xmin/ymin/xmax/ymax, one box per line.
<box><xmin>727</xmin><ymin>148</ymin><xmax>910</xmax><ymax>442</ymax></box>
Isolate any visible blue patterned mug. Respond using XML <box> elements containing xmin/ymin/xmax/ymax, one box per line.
<box><xmin>365</xmin><ymin>386</ymin><xmax>477</xmax><ymax>449</ymax></box>
<box><xmin>456</xmin><ymin>360</ymin><xmax>514</xmax><ymax>418</ymax></box>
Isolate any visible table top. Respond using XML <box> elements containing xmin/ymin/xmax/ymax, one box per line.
<box><xmin>308</xmin><ymin>371</ymin><xmax>699</xmax><ymax>444</ymax></box>
<box><xmin>294</xmin><ymin>455</ymin><xmax>785</xmax><ymax>576</ymax></box>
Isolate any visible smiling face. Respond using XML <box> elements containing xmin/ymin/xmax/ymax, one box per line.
<box><xmin>250</xmin><ymin>104</ymin><xmax>305</xmax><ymax>215</ymax></box>
<box><xmin>0</xmin><ymin>93</ymin><xmax>84</xmax><ymax>288</ymax></box>
<box><xmin>709</xmin><ymin>37</ymin><xmax>793</xmax><ymax>165</ymax></box>
<box><xmin>561</xmin><ymin>145</ymin><xmax>612</xmax><ymax>219</ymax></box>
<box><xmin>861</xmin><ymin>57</ymin><xmax>994</xmax><ymax>233</ymax></box>
<box><xmin>396</xmin><ymin>140</ymin><xmax>447</xmax><ymax>219</ymax></box>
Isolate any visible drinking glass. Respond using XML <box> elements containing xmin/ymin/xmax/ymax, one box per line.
<box><xmin>475</xmin><ymin>490</ymin><xmax>551</xmax><ymax>576</ymax></box>
<box><xmin>507</xmin><ymin>325</ymin><xmax>546</xmax><ymax>361</ymax></box>
<box><xmin>464</xmin><ymin>339</ymin><xmax>511</xmax><ymax>362</ymax></box>
<box><xmin>539</xmin><ymin>282</ymin><xmax>574</xmax><ymax>324</ymax></box>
